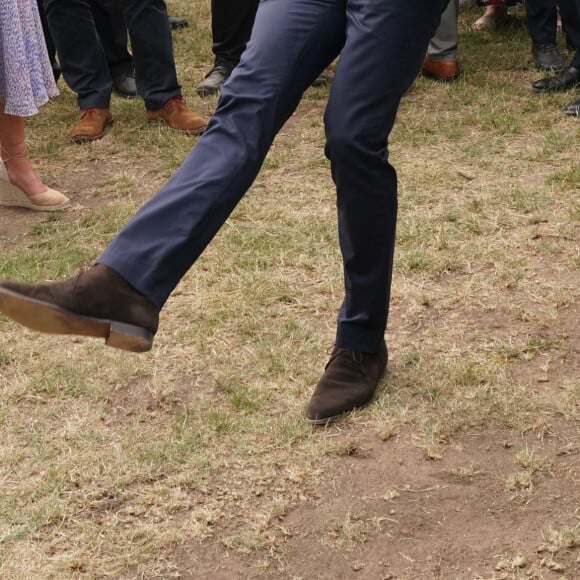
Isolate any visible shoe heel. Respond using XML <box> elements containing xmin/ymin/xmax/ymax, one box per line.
<box><xmin>106</xmin><ymin>321</ymin><xmax>154</xmax><ymax>352</ymax></box>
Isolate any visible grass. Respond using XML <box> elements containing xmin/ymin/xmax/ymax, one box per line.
<box><xmin>0</xmin><ymin>2</ymin><xmax>578</xmax><ymax>578</ymax></box>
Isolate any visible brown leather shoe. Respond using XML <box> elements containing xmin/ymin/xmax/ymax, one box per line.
<box><xmin>68</xmin><ymin>108</ymin><xmax>114</xmax><ymax>144</ymax></box>
<box><xmin>306</xmin><ymin>341</ymin><xmax>387</xmax><ymax>425</ymax></box>
<box><xmin>146</xmin><ymin>96</ymin><xmax>207</xmax><ymax>135</ymax></box>
<box><xmin>421</xmin><ymin>57</ymin><xmax>460</xmax><ymax>82</ymax></box>
<box><xmin>0</xmin><ymin>265</ymin><xmax>159</xmax><ymax>352</ymax></box>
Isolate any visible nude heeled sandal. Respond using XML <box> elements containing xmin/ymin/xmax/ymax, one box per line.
<box><xmin>0</xmin><ymin>160</ymin><xmax>70</xmax><ymax>212</ymax></box>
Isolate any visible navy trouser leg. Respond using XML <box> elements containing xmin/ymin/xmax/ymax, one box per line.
<box><xmin>327</xmin><ymin>0</ymin><xmax>446</xmax><ymax>352</ymax></box>
<box><xmin>98</xmin><ymin>0</ymin><xmax>346</xmax><ymax>304</ymax></box>
<box><xmin>121</xmin><ymin>0</ymin><xmax>180</xmax><ymax>110</ymax></box>
<box><xmin>43</xmin><ymin>0</ymin><xmax>112</xmax><ymax>110</ymax></box>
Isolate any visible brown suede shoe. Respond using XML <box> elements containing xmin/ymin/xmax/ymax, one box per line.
<box><xmin>146</xmin><ymin>96</ymin><xmax>207</xmax><ymax>135</ymax></box>
<box><xmin>0</xmin><ymin>265</ymin><xmax>159</xmax><ymax>352</ymax></box>
<box><xmin>421</xmin><ymin>57</ymin><xmax>460</xmax><ymax>82</ymax></box>
<box><xmin>306</xmin><ymin>341</ymin><xmax>387</xmax><ymax>425</ymax></box>
<box><xmin>68</xmin><ymin>108</ymin><xmax>114</xmax><ymax>144</ymax></box>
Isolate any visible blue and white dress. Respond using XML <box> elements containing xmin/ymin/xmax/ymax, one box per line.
<box><xmin>0</xmin><ymin>0</ymin><xmax>58</xmax><ymax>117</ymax></box>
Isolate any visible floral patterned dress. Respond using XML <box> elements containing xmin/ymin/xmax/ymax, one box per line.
<box><xmin>0</xmin><ymin>0</ymin><xmax>58</xmax><ymax>117</ymax></box>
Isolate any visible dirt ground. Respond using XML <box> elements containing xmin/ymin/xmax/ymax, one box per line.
<box><xmin>171</xmin><ymin>423</ymin><xmax>579</xmax><ymax>580</ymax></box>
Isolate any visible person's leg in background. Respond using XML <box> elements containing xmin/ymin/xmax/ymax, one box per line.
<box><xmin>42</xmin><ymin>0</ymin><xmax>115</xmax><ymax>142</ymax></box>
<box><xmin>0</xmin><ymin>106</ymin><xmax>70</xmax><ymax>210</ymax></box>
<box><xmin>525</xmin><ymin>0</ymin><xmax>564</xmax><ymax>70</ymax></box>
<box><xmin>91</xmin><ymin>0</ymin><xmax>137</xmax><ymax>98</ymax></box>
<box><xmin>197</xmin><ymin>0</ymin><xmax>260</xmax><ymax>96</ymax></box>
<box><xmin>422</xmin><ymin>0</ymin><xmax>460</xmax><ymax>81</ymax></box>
<box><xmin>117</xmin><ymin>0</ymin><xmax>207</xmax><ymax>134</ymax></box>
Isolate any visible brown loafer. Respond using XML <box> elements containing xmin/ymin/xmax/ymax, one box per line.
<box><xmin>146</xmin><ymin>96</ymin><xmax>207</xmax><ymax>135</ymax></box>
<box><xmin>306</xmin><ymin>341</ymin><xmax>388</xmax><ymax>425</ymax></box>
<box><xmin>0</xmin><ymin>265</ymin><xmax>159</xmax><ymax>352</ymax></box>
<box><xmin>68</xmin><ymin>108</ymin><xmax>114</xmax><ymax>144</ymax></box>
<box><xmin>421</xmin><ymin>56</ymin><xmax>460</xmax><ymax>82</ymax></box>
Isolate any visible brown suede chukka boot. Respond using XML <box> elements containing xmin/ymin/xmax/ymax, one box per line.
<box><xmin>0</xmin><ymin>265</ymin><xmax>159</xmax><ymax>352</ymax></box>
<box><xmin>69</xmin><ymin>108</ymin><xmax>114</xmax><ymax>144</ymax></box>
<box><xmin>306</xmin><ymin>341</ymin><xmax>387</xmax><ymax>425</ymax></box>
<box><xmin>146</xmin><ymin>96</ymin><xmax>207</xmax><ymax>135</ymax></box>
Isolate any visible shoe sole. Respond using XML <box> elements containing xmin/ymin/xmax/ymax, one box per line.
<box><xmin>0</xmin><ymin>181</ymin><xmax>71</xmax><ymax>212</ymax></box>
<box><xmin>421</xmin><ymin>72</ymin><xmax>459</xmax><ymax>83</ymax></box>
<box><xmin>533</xmin><ymin>81</ymin><xmax>580</xmax><ymax>93</ymax></box>
<box><xmin>148</xmin><ymin>119</ymin><xmax>207</xmax><ymax>136</ymax></box>
<box><xmin>0</xmin><ymin>287</ymin><xmax>153</xmax><ymax>353</ymax></box>
<box><xmin>0</xmin><ymin>198</ymin><xmax>70</xmax><ymax>212</ymax></box>
<box><xmin>305</xmin><ymin>397</ymin><xmax>375</xmax><ymax>426</ymax></box>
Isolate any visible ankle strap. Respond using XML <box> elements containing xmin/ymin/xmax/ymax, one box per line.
<box><xmin>1</xmin><ymin>145</ymin><xmax>28</xmax><ymax>160</ymax></box>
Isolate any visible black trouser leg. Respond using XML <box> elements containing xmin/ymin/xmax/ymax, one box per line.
<box><xmin>525</xmin><ymin>0</ymin><xmax>558</xmax><ymax>45</ymax></box>
<box><xmin>121</xmin><ymin>0</ymin><xmax>180</xmax><ymax>110</ymax></box>
<box><xmin>210</xmin><ymin>0</ymin><xmax>260</xmax><ymax>67</ymax></box>
<box><xmin>91</xmin><ymin>0</ymin><xmax>133</xmax><ymax>77</ymax></box>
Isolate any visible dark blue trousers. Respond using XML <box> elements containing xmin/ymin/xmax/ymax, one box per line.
<box><xmin>43</xmin><ymin>0</ymin><xmax>179</xmax><ymax>111</ymax></box>
<box><xmin>99</xmin><ymin>0</ymin><xmax>446</xmax><ymax>353</ymax></box>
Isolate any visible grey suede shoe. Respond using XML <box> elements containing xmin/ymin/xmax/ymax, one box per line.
<box><xmin>306</xmin><ymin>341</ymin><xmax>387</xmax><ymax>425</ymax></box>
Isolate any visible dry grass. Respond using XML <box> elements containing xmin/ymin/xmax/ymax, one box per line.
<box><xmin>0</xmin><ymin>2</ymin><xmax>578</xmax><ymax>578</ymax></box>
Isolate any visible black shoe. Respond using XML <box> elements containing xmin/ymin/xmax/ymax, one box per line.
<box><xmin>565</xmin><ymin>97</ymin><xmax>580</xmax><ymax>116</ymax></box>
<box><xmin>532</xmin><ymin>43</ymin><xmax>564</xmax><ymax>71</ymax></box>
<box><xmin>112</xmin><ymin>69</ymin><xmax>137</xmax><ymax>99</ymax></box>
<box><xmin>0</xmin><ymin>265</ymin><xmax>159</xmax><ymax>352</ymax></box>
<box><xmin>196</xmin><ymin>64</ymin><xmax>232</xmax><ymax>97</ymax></box>
<box><xmin>169</xmin><ymin>16</ymin><xmax>188</xmax><ymax>30</ymax></box>
<box><xmin>306</xmin><ymin>341</ymin><xmax>387</xmax><ymax>425</ymax></box>
<box><xmin>532</xmin><ymin>66</ymin><xmax>580</xmax><ymax>93</ymax></box>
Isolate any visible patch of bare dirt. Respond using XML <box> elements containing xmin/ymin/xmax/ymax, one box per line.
<box><xmin>175</xmin><ymin>423</ymin><xmax>579</xmax><ymax>579</ymax></box>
